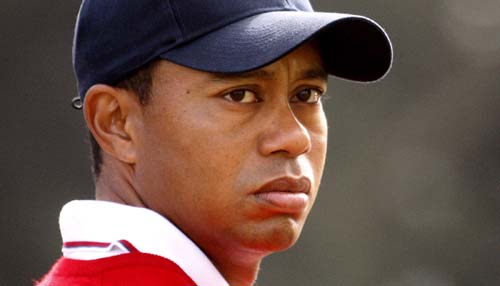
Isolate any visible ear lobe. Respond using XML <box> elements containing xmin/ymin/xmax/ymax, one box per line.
<box><xmin>83</xmin><ymin>84</ymin><xmax>141</xmax><ymax>164</ymax></box>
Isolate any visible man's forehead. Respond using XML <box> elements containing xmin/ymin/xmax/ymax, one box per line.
<box><xmin>154</xmin><ymin>43</ymin><xmax>327</xmax><ymax>86</ymax></box>
<box><xmin>210</xmin><ymin>67</ymin><xmax>327</xmax><ymax>83</ymax></box>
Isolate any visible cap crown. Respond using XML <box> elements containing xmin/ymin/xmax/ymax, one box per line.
<box><xmin>73</xmin><ymin>0</ymin><xmax>314</xmax><ymax>98</ymax></box>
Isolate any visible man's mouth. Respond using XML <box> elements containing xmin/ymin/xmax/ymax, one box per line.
<box><xmin>253</xmin><ymin>177</ymin><xmax>311</xmax><ymax>213</ymax></box>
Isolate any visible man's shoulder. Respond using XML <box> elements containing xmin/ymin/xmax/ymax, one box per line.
<box><xmin>37</xmin><ymin>252</ymin><xmax>196</xmax><ymax>286</ymax></box>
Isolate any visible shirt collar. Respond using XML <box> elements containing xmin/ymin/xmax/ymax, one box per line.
<box><xmin>59</xmin><ymin>200</ymin><xmax>229</xmax><ymax>286</ymax></box>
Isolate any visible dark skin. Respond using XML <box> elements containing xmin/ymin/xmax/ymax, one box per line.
<box><xmin>84</xmin><ymin>42</ymin><xmax>329</xmax><ymax>286</ymax></box>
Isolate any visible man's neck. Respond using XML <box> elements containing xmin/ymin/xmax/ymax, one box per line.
<box><xmin>94</xmin><ymin>158</ymin><xmax>146</xmax><ymax>207</ymax></box>
<box><xmin>210</xmin><ymin>250</ymin><xmax>264</xmax><ymax>286</ymax></box>
<box><xmin>94</xmin><ymin>158</ymin><xmax>266</xmax><ymax>286</ymax></box>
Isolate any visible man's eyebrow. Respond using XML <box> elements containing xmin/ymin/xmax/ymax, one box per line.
<box><xmin>210</xmin><ymin>67</ymin><xmax>328</xmax><ymax>82</ymax></box>
<box><xmin>301</xmin><ymin>67</ymin><xmax>328</xmax><ymax>81</ymax></box>
<box><xmin>211</xmin><ymin>69</ymin><xmax>276</xmax><ymax>82</ymax></box>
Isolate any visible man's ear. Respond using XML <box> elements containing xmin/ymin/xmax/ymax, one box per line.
<box><xmin>83</xmin><ymin>84</ymin><xmax>142</xmax><ymax>164</ymax></box>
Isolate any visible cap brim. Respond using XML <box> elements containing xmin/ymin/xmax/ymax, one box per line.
<box><xmin>161</xmin><ymin>11</ymin><xmax>392</xmax><ymax>82</ymax></box>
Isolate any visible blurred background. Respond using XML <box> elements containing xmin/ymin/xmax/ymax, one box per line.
<box><xmin>1</xmin><ymin>0</ymin><xmax>499</xmax><ymax>285</ymax></box>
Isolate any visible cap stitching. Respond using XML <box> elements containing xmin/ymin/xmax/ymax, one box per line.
<box><xmin>167</xmin><ymin>0</ymin><xmax>187</xmax><ymax>38</ymax></box>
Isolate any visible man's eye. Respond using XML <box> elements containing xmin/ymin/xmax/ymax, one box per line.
<box><xmin>223</xmin><ymin>89</ymin><xmax>259</xmax><ymax>103</ymax></box>
<box><xmin>290</xmin><ymin>88</ymin><xmax>324</xmax><ymax>103</ymax></box>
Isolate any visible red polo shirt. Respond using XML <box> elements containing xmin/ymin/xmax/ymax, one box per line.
<box><xmin>37</xmin><ymin>200</ymin><xmax>229</xmax><ymax>286</ymax></box>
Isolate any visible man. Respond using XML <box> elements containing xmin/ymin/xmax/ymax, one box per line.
<box><xmin>38</xmin><ymin>0</ymin><xmax>392</xmax><ymax>285</ymax></box>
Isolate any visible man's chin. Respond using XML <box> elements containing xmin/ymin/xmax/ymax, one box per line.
<box><xmin>240</xmin><ymin>215</ymin><xmax>305</xmax><ymax>253</ymax></box>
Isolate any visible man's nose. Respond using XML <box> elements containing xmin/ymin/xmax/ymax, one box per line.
<box><xmin>257</xmin><ymin>107</ymin><xmax>312</xmax><ymax>157</ymax></box>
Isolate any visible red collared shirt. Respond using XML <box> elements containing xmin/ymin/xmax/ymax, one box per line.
<box><xmin>37</xmin><ymin>200</ymin><xmax>229</xmax><ymax>286</ymax></box>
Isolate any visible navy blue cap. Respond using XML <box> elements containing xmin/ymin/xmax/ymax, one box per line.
<box><xmin>73</xmin><ymin>0</ymin><xmax>393</xmax><ymax>100</ymax></box>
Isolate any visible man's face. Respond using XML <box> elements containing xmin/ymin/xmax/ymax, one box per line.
<box><xmin>134</xmin><ymin>42</ymin><xmax>328</xmax><ymax>256</ymax></box>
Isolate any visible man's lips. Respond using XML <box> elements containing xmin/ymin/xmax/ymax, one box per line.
<box><xmin>253</xmin><ymin>177</ymin><xmax>311</xmax><ymax>213</ymax></box>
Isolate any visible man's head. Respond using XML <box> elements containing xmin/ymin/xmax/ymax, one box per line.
<box><xmin>78</xmin><ymin>0</ymin><xmax>392</xmax><ymax>179</ymax></box>
<box><xmin>75</xmin><ymin>0</ymin><xmax>392</xmax><ymax>278</ymax></box>
<box><xmin>85</xmin><ymin>41</ymin><xmax>326</xmax><ymax>252</ymax></box>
